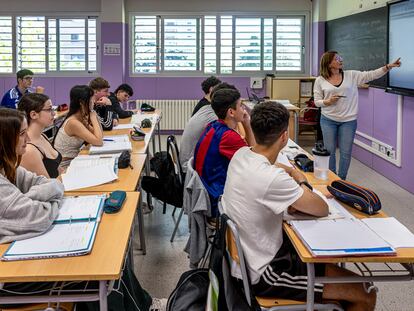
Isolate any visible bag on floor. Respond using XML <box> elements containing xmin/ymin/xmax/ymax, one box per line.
<box><xmin>327</xmin><ymin>180</ymin><xmax>381</xmax><ymax>215</ymax></box>
<box><xmin>166</xmin><ymin>268</ymin><xmax>210</xmax><ymax>311</ymax></box>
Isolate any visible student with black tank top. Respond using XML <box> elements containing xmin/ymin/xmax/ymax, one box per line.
<box><xmin>18</xmin><ymin>93</ymin><xmax>62</xmax><ymax>178</ymax></box>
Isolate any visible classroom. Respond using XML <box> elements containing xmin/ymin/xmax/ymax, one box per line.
<box><xmin>0</xmin><ymin>0</ymin><xmax>414</xmax><ymax>310</ymax></box>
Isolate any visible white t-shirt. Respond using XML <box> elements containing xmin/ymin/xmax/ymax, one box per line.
<box><xmin>313</xmin><ymin>68</ymin><xmax>386</xmax><ymax>122</ymax></box>
<box><xmin>222</xmin><ymin>147</ymin><xmax>303</xmax><ymax>284</ymax></box>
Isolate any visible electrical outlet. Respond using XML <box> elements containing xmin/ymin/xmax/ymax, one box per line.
<box><xmin>250</xmin><ymin>77</ymin><xmax>263</xmax><ymax>89</ymax></box>
<box><xmin>388</xmin><ymin>149</ymin><xmax>396</xmax><ymax>159</ymax></box>
<box><xmin>379</xmin><ymin>145</ymin><xmax>386</xmax><ymax>154</ymax></box>
<box><xmin>372</xmin><ymin>142</ymin><xmax>379</xmax><ymax>151</ymax></box>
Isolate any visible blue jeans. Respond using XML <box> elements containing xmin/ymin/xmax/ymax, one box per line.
<box><xmin>320</xmin><ymin>115</ymin><xmax>357</xmax><ymax>180</ymax></box>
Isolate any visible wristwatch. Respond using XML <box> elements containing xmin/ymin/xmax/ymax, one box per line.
<box><xmin>298</xmin><ymin>180</ymin><xmax>313</xmax><ymax>191</ymax></box>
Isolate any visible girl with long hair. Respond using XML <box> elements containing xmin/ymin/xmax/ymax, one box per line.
<box><xmin>18</xmin><ymin>93</ymin><xmax>62</xmax><ymax>178</ymax></box>
<box><xmin>0</xmin><ymin>108</ymin><xmax>64</xmax><ymax>244</ymax></box>
<box><xmin>53</xmin><ymin>85</ymin><xmax>103</xmax><ymax>167</ymax></box>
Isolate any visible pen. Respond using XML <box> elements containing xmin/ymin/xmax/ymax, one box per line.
<box><xmin>337</xmin><ymin>95</ymin><xmax>347</xmax><ymax>98</ymax></box>
<box><xmin>103</xmin><ymin>138</ymin><xmax>114</xmax><ymax>142</ymax></box>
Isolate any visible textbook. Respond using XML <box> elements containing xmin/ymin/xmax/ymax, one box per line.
<box><xmin>290</xmin><ymin>218</ymin><xmax>396</xmax><ymax>257</ymax></box>
<box><xmin>2</xmin><ymin>195</ymin><xmax>105</xmax><ymax>261</ymax></box>
<box><xmin>89</xmin><ymin>135</ymin><xmax>132</xmax><ymax>155</ymax></box>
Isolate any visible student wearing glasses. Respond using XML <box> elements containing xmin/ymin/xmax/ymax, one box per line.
<box><xmin>18</xmin><ymin>93</ymin><xmax>62</xmax><ymax>178</ymax></box>
<box><xmin>0</xmin><ymin>69</ymin><xmax>45</xmax><ymax>109</ymax></box>
<box><xmin>313</xmin><ymin>51</ymin><xmax>401</xmax><ymax>180</ymax></box>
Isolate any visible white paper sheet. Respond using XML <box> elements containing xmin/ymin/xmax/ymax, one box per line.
<box><xmin>62</xmin><ymin>164</ymin><xmax>118</xmax><ymax>191</ymax></box>
<box><xmin>56</xmin><ymin>195</ymin><xmax>105</xmax><ymax>222</ymax></box>
<box><xmin>113</xmin><ymin>123</ymin><xmax>135</xmax><ymax>130</ymax></box>
<box><xmin>89</xmin><ymin>135</ymin><xmax>132</xmax><ymax>154</ymax></box>
<box><xmin>362</xmin><ymin>217</ymin><xmax>414</xmax><ymax>248</ymax></box>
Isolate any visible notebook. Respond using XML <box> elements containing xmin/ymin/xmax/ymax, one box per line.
<box><xmin>55</xmin><ymin>194</ymin><xmax>105</xmax><ymax>223</ymax></box>
<box><xmin>89</xmin><ymin>135</ymin><xmax>132</xmax><ymax>155</ymax></box>
<box><xmin>2</xmin><ymin>195</ymin><xmax>105</xmax><ymax>261</ymax></box>
<box><xmin>290</xmin><ymin>218</ymin><xmax>396</xmax><ymax>257</ymax></box>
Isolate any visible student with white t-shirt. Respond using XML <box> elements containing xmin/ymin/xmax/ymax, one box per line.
<box><xmin>222</xmin><ymin>101</ymin><xmax>376</xmax><ymax>311</ymax></box>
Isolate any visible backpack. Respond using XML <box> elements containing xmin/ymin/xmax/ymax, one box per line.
<box><xmin>166</xmin><ymin>268</ymin><xmax>210</xmax><ymax>311</ymax></box>
<box><xmin>142</xmin><ymin>151</ymin><xmax>183</xmax><ymax>207</ymax></box>
<box><xmin>303</xmin><ymin>97</ymin><xmax>318</xmax><ymax>122</ymax></box>
<box><xmin>208</xmin><ymin>214</ymin><xmax>260</xmax><ymax>311</ymax></box>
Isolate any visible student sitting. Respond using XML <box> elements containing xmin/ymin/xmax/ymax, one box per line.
<box><xmin>0</xmin><ymin>108</ymin><xmax>166</xmax><ymax>311</ymax></box>
<box><xmin>108</xmin><ymin>83</ymin><xmax>135</xmax><ymax>118</ymax></box>
<box><xmin>191</xmin><ymin>76</ymin><xmax>221</xmax><ymax>116</ymax></box>
<box><xmin>180</xmin><ymin>82</ymin><xmax>236</xmax><ymax>173</ymax></box>
<box><xmin>18</xmin><ymin>93</ymin><xmax>62</xmax><ymax>178</ymax></box>
<box><xmin>222</xmin><ymin>101</ymin><xmax>376</xmax><ymax>311</ymax></box>
<box><xmin>53</xmin><ymin>85</ymin><xmax>103</xmax><ymax>168</ymax></box>
<box><xmin>89</xmin><ymin>77</ymin><xmax>119</xmax><ymax>130</ymax></box>
<box><xmin>0</xmin><ymin>108</ymin><xmax>64</xmax><ymax>244</ymax></box>
<box><xmin>193</xmin><ymin>87</ymin><xmax>256</xmax><ymax>216</ymax></box>
<box><xmin>0</xmin><ymin>69</ymin><xmax>44</xmax><ymax>109</ymax></box>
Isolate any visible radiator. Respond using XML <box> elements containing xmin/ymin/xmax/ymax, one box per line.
<box><xmin>126</xmin><ymin>99</ymin><xmax>198</xmax><ymax>131</ymax></box>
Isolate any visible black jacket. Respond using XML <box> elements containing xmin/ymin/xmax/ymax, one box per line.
<box><xmin>108</xmin><ymin>92</ymin><xmax>134</xmax><ymax>119</ymax></box>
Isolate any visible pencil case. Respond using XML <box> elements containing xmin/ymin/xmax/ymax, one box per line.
<box><xmin>327</xmin><ymin>180</ymin><xmax>381</xmax><ymax>215</ymax></box>
<box><xmin>104</xmin><ymin>191</ymin><xmax>126</xmax><ymax>214</ymax></box>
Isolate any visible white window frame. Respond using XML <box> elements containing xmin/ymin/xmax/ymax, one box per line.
<box><xmin>0</xmin><ymin>12</ymin><xmax>100</xmax><ymax>77</ymax></box>
<box><xmin>130</xmin><ymin>11</ymin><xmax>309</xmax><ymax>77</ymax></box>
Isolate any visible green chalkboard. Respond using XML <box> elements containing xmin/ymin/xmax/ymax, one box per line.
<box><xmin>326</xmin><ymin>6</ymin><xmax>388</xmax><ymax>88</ymax></box>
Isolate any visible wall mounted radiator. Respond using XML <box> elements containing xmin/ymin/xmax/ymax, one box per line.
<box><xmin>125</xmin><ymin>99</ymin><xmax>198</xmax><ymax>133</ymax></box>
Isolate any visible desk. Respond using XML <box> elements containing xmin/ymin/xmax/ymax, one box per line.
<box><xmin>243</xmin><ymin>100</ymin><xmax>300</xmax><ymax>142</ymax></box>
<box><xmin>0</xmin><ymin>191</ymin><xmax>139</xmax><ymax>311</ymax></box>
<box><xmin>65</xmin><ymin>154</ymin><xmax>147</xmax><ymax>254</ymax></box>
<box><xmin>284</xmin><ymin>185</ymin><xmax>414</xmax><ymax>310</ymax></box>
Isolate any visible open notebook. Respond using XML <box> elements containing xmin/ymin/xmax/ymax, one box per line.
<box><xmin>2</xmin><ymin>195</ymin><xmax>105</xmax><ymax>261</ymax></box>
<box><xmin>62</xmin><ymin>154</ymin><xmax>119</xmax><ymax>191</ymax></box>
<box><xmin>290</xmin><ymin>218</ymin><xmax>396</xmax><ymax>257</ymax></box>
<box><xmin>89</xmin><ymin>135</ymin><xmax>132</xmax><ymax>155</ymax></box>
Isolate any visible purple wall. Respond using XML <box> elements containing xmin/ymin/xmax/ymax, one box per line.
<box><xmin>312</xmin><ymin>21</ymin><xmax>325</xmax><ymax>76</ymax></box>
<box><xmin>353</xmin><ymin>88</ymin><xmax>414</xmax><ymax>194</ymax></box>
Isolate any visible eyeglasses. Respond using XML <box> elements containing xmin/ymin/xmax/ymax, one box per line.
<box><xmin>334</xmin><ymin>55</ymin><xmax>343</xmax><ymax>62</ymax></box>
<box><xmin>41</xmin><ymin>108</ymin><xmax>54</xmax><ymax>113</ymax></box>
<box><xmin>23</xmin><ymin>76</ymin><xmax>33</xmax><ymax>81</ymax></box>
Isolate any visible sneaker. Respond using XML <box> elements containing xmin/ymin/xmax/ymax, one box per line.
<box><xmin>149</xmin><ymin>298</ymin><xmax>167</xmax><ymax>311</ymax></box>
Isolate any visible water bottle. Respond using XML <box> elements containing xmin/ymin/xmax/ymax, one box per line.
<box><xmin>312</xmin><ymin>142</ymin><xmax>330</xmax><ymax>180</ymax></box>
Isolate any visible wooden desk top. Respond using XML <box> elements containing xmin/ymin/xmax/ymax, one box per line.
<box><xmin>0</xmin><ymin>191</ymin><xmax>139</xmax><ymax>282</ymax></box>
<box><xmin>284</xmin><ymin>187</ymin><xmax>414</xmax><ymax>264</ymax></box>
<box><xmin>66</xmin><ymin>153</ymin><xmax>146</xmax><ymax>193</ymax></box>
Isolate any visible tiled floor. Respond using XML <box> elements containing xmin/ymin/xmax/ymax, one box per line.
<box><xmin>133</xmin><ymin>135</ymin><xmax>414</xmax><ymax>311</ymax></box>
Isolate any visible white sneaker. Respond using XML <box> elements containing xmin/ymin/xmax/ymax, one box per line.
<box><xmin>149</xmin><ymin>298</ymin><xmax>167</xmax><ymax>311</ymax></box>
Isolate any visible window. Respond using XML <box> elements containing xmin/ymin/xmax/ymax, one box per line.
<box><xmin>0</xmin><ymin>15</ymin><xmax>97</xmax><ymax>75</ymax></box>
<box><xmin>0</xmin><ymin>17</ymin><xmax>13</xmax><ymax>73</ymax></box>
<box><xmin>131</xmin><ymin>14</ymin><xmax>305</xmax><ymax>75</ymax></box>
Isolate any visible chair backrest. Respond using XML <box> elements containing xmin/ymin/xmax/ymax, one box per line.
<box><xmin>166</xmin><ymin>135</ymin><xmax>184</xmax><ymax>184</ymax></box>
<box><xmin>223</xmin><ymin>215</ymin><xmax>253</xmax><ymax>306</ymax></box>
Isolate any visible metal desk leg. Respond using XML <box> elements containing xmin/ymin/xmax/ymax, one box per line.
<box><xmin>144</xmin><ymin>153</ymin><xmax>153</xmax><ymax>209</ymax></box>
<box><xmin>294</xmin><ymin>111</ymin><xmax>298</xmax><ymax>143</ymax></box>
<box><xmin>306</xmin><ymin>263</ymin><xmax>315</xmax><ymax>311</ymax></box>
<box><xmin>152</xmin><ymin>129</ymin><xmax>156</xmax><ymax>155</ymax></box>
<box><xmin>157</xmin><ymin>121</ymin><xmax>161</xmax><ymax>152</ymax></box>
<box><xmin>137</xmin><ymin>192</ymin><xmax>147</xmax><ymax>255</ymax></box>
<box><xmin>99</xmin><ymin>281</ymin><xmax>108</xmax><ymax>311</ymax></box>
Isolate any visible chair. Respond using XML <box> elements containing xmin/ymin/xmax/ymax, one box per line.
<box><xmin>298</xmin><ymin>107</ymin><xmax>320</xmax><ymax>142</ymax></box>
<box><xmin>0</xmin><ymin>302</ymin><xmax>74</xmax><ymax>311</ymax></box>
<box><xmin>224</xmin><ymin>215</ymin><xmax>343</xmax><ymax>311</ymax></box>
<box><xmin>164</xmin><ymin>135</ymin><xmax>186</xmax><ymax>242</ymax></box>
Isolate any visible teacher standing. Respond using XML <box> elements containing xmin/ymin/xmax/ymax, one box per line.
<box><xmin>313</xmin><ymin>51</ymin><xmax>401</xmax><ymax>180</ymax></box>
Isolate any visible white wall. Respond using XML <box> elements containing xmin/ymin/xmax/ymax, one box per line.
<box><xmin>126</xmin><ymin>0</ymin><xmax>311</xmax><ymax>13</ymax></box>
<box><xmin>0</xmin><ymin>0</ymin><xmax>101</xmax><ymax>13</ymax></box>
<box><xmin>325</xmin><ymin>0</ymin><xmax>388</xmax><ymax>21</ymax></box>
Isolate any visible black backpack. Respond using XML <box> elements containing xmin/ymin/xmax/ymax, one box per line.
<box><xmin>166</xmin><ymin>269</ymin><xmax>210</xmax><ymax>311</ymax></box>
<box><xmin>142</xmin><ymin>151</ymin><xmax>183</xmax><ymax>207</ymax></box>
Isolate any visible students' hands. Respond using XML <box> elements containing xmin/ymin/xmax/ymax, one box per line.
<box><xmin>325</xmin><ymin>94</ymin><xmax>340</xmax><ymax>106</ymax></box>
<box><xmin>387</xmin><ymin>57</ymin><xmax>401</xmax><ymax>69</ymax></box>
<box><xmin>241</xmin><ymin>109</ymin><xmax>250</xmax><ymax>126</ymax></box>
<box><xmin>113</xmin><ymin>119</ymin><xmax>119</xmax><ymax>127</ymax></box>
<box><xmin>291</xmin><ymin>169</ymin><xmax>307</xmax><ymax>185</ymax></box>
<box><xmin>96</xmin><ymin>96</ymin><xmax>111</xmax><ymax>106</ymax></box>
<box><xmin>35</xmin><ymin>86</ymin><xmax>45</xmax><ymax>94</ymax></box>
<box><xmin>287</xmin><ymin>206</ymin><xmax>297</xmax><ymax>215</ymax></box>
